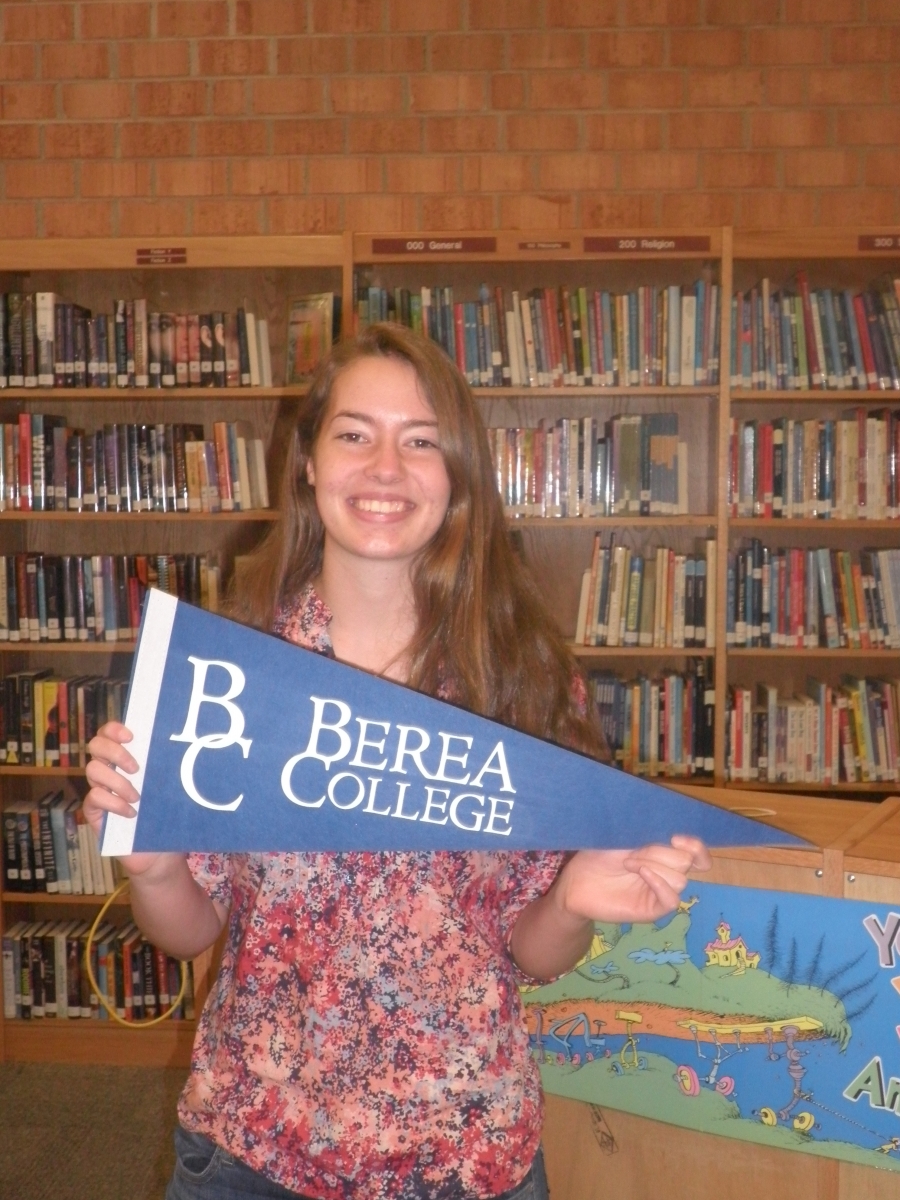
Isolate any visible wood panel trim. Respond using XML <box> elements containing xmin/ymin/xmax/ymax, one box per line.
<box><xmin>828</xmin><ymin>797</ymin><xmax>900</xmax><ymax>853</ymax></box>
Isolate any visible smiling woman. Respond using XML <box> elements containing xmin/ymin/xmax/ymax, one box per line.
<box><xmin>83</xmin><ymin>323</ymin><xmax>708</xmax><ymax>1200</ymax></box>
<box><xmin>304</xmin><ymin>355</ymin><xmax>453</xmax><ymax>676</ymax></box>
<box><xmin>232</xmin><ymin>323</ymin><xmax>609</xmax><ymax>751</ymax></box>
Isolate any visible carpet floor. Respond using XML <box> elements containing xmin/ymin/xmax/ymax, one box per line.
<box><xmin>0</xmin><ymin>1063</ymin><xmax>187</xmax><ymax>1200</ymax></box>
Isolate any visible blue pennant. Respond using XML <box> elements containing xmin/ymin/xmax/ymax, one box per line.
<box><xmin>101</xmin><ymin>590</ymin><xmax>808</xmax><ymax>856</ymax></box>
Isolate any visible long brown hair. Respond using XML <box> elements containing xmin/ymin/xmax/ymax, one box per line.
<box><xmin>230</xmin><ymin>323</ymin><xmax>607</xmax><ymax>760</ymax></box>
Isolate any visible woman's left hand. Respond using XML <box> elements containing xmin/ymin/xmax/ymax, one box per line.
<box><xmin>553</xmin><ymin>835</ymin><xmax>712</xmax><ymax>926</ymax></box>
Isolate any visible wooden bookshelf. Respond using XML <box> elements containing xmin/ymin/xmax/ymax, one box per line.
<box><xmin>474</xmin><ymin>385</ymin><xmax>718</xmax><ymax>399</ymax></box>
<box><xmin>728</xmin><ymin>227</ymin><xmax>900</xmax><ymax>793</ymax></box>
<box><xmin>731</xmin><ymin>517</ymin><xmax>900</xmax><ymax>531</ymax></box>
<box><xmin>0</xmin><ymin>510</ymin><xmax>279</xmax><ymax>522</ymax></box>
<box><xmin>353</xmin><ymin>226</ymin><xmax>731</xmax><ymax>786</ymax></box>
<box><xmin>5</xmin><ymin>225</ymin><xmax>900</xmax><ymax>1066</ymax></box>
<box><xmin>351</xmin><ymin>226</ymin><xmax>900</xmax><ymax>796</ymax></box>
<box><xmin>729</xmin><ymin>647</ymin><xmax>900</xmax><ymax>658</ymax></box>
<box><xmin>570</xmin><ymin>645</ymin><xmax>709</xmax><ymax>658</ymax></box>
<box><xmin>0</xmin><ymin>765</ymin><xmax>86</xmax><ymax>777</ymax></box>
<box><xmin>2</xmin><ymin>890</ymin><xmax>129</xmax><ymax>905</ymax></box>
<box><xmin>724</xmin><ymin>779</ymin><xmax>900</xmax><ymax>795</ymax></box>
<box><xmin>732</xmin><ymin>389</ymin><xmax>900</xmax><ymax>404</ymax></box>
<box><xmin>508</xmin><ymin>515</ymin><xmax>717</xmax><ymax>529</ymax></box>
<box><xmin>1</xmin><ymin>385</ymin><xmax>310</xmax><ymax>401</ymax></box>
<box><xmin>0</xmin><ymin>234</ymin><xmax>349</xmax><ymax>1065</ymax></box>
<box><xmin>0</xmin><ymin>642</ymin><xmax>136</xmax><ymax>653</ymax></box>
<box><xmin>2</xmin><ymin>1015</ymin><xmax>196</xmax><ymax>1067</ymax></box>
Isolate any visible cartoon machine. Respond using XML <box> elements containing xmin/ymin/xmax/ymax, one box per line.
<box><xmin>610</xmin><ymin>1009</ymin><xmax>648</xmax><ymax>1074</ymax></box>
<box><xmin>674</xmin><ymin>1016</ymin><xmax>824</xmax><ymax>1105</ymax></box>
<box><xmin>756</xmin><ymin>1024</ymin><xmax>816</xmax><ymax>1132</ymax></box>
<box><xmin>753</xmin><ymin>1021</ymin><xmax>895</xmax><ymax>1148</ymax></box>
<box><xmin>529</xmin><ymin>1006</ymin><xmax>607</xmax><ymax>1066</ymax></box>
<box><xmin>673</xmin><ymin>1019</ymin><xmax>745</xmax><ymax>1097</ymax></box>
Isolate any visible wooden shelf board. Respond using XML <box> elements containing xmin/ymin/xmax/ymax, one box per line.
<box><xmin>614</xmin><ymin>772</ymin><xmax>713</xmax><ymax>785</ymax></box>
<box><xmin>659</xmin><ymin>775</ymin><xmax>713</xmax><ymax>786</ymax></box>
<box><xmin>509</xmin><ymin>514</ymin><xmax>716</xmax><ymax>528</ymax></box>
<box><xmin>0</xmin><ymin>233</ymin><xmax>348</xmax><ymax>271</ymax></box>
<box><xmin>728</xmin><ymin>647</ymin><xmax>900</xmax><ymax>658</ymax></box>
<box><xmin>730</xmin><ymin>518</ymin><xmax>900</xmax><ymax>531</ymax></box>
<box><xmin>475</xmin><ymin>386</ymin><xmax>716</xmax><ymax>399</ymax></box>
<box><xmin>0</xmin><ymin>765</ymin><xmax>85</xmax><ymax>776</ymax></box>
<box><xmin>732</xmin><ymin>389</ymin><xmax>900</xmax><ymax>403</ymax></box>
<box><xmin>725</xmin><ymin>779</ymin><xmax>900</xmax><ymax>794</ymax></box>
<box><xmin>0</xmin><ymin>641</ymin><xmax>136</xmax><ymax>653</ymax></box>
<box><xmin>2</xmin><ymin>891</ymin><xmax>128</xmax><ymax>905</ymax></box>
<box><xmin>0</xmin><ymin>386</ymin><xmax>307</xmax><ymax>401</ymax></box>
<box><xmin>0</xmin><ymin>509</ymin><xmax>277</xmax><ymax>522</ymax></box>
<box><xmin>2</xmin><ymin>1015</ymin><xmax>195</xmax><ymax>1067</ymax></box>
<box><xmin>570</xmin><ymin>645</ymin><xmax>711</xmax><ymax>657</ymax></box>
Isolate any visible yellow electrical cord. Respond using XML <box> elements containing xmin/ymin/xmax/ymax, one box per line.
<box><xmin>83</xmin><ymin>879</ymin><xmax>188</xmax><ymax>1028</ymax></box>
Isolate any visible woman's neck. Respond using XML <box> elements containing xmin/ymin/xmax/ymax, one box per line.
<box><xmin>313</xmin><ymin>556</ymin><xmax>417</xmax><ymax>682</ymax></box>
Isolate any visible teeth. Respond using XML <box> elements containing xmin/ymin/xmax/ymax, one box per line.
<box><xmin>354</xmin><ymin>498</ymin><xmax>408</xmax><ymax>513</ymax></box>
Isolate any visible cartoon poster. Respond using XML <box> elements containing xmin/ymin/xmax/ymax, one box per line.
<box><xmin>525</xmin><ymin>882</ymin><xmax>900</xmax><ymax>1170</ymax></box>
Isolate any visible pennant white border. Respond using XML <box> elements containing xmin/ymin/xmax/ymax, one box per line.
<box><xmin>100</xmin><ymin>589</ymin><xmax>178</xmax><ymax>856</ymax></box>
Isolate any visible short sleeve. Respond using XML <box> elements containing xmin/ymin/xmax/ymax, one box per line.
<box><xmin>493</xmin><ymin>849</ymin><xmax>567</xmax><ymax>984</ymax></box>
<box><xmin>187</xmin><ymin>851</ymin><xmax>235</xmax><ymax>908</ymax></box>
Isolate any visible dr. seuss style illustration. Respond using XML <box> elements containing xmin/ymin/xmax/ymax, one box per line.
<box><xmin>523</xmin><ymin>882</ymin><xmax>900</xmax><ymax>1170</ymax></box>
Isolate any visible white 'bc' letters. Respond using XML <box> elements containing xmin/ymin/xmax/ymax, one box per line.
<box><xmin>170</xmin><ymin>656</ymin><xmax>253</xmax><ymax>810</ymax></box>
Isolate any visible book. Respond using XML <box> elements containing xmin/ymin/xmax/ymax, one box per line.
<box><xmin>167</xmin><ymin>312</ymin><xmax>186</xmax><ymax>387</ymax></box>
<box><xmin>286</xmin><ymin>293</ymin><xmax>334</xmax><ymax>384</ymax></box>
<box><xmin>199</xmin><ymin>314</ymin><xmax>214</xmax><ymax>385</ymax></box>
<box><xmin>212</xmin><ymin>311</ymin><xmax>226</xmax><ymax>387</ymax></box>
<box><xmin>224</xmin><ymin>312</ymin><xmax>240</xmax><ymax>387</ymax></box>
<box><xmin>257</xmin><ymin>318</ymin><xmax>273</xmax><ymax>388</ymax></box>
<box><xmin>160</xmin><ymin>312</ymin><xmax>176</xmax><ymax>388</ymax></box>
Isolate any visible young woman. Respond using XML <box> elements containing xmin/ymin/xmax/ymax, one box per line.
<box><xmin>84</xmin><ymin>324</ymin><xmax>709</xmax><ymax>1200</ymax></box>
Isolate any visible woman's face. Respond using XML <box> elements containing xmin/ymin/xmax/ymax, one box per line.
<box><xmin>306</xmin><ymin>355</ymin><xmax>452</xmax><ymax>575</ymax></box>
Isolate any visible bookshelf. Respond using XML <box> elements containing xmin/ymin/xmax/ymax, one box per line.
<box><xmin>5</xmin><ymin>225</ymin><xmax>900</xmax><ymax>1064</ymax></box>
<box><xmin>0</xmin><ymin>234</ymin><xmax>349</xmax><ymax>1065</ymax></box>
<box><xmin>352</xmin><ymin>227</ymin><xmax>900</xmax><ymax>796</ymax></box>
<box><xmin>352</xmin><ymin>228</ymin><xmax>731</xmax><ymax>785</ymax></box>
<box><xmin>728</xmin><ymin>229</ymin><xmax>900</xmax><ymax>793</ymax></box>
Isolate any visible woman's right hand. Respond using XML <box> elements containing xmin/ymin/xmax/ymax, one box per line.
<box><xmin>85</xmin><ymin>721</ymin><xmax>227</xmax><ymax>957</ymax></box>
<box><xmin>84</xmin><ymin>720</ymin><xmax>166</xmax><ymax>879</ymax></box>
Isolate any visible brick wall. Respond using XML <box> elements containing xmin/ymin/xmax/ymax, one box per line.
<box><xmin>1</xmin><ymin>0</ymin><xmax>898</xmax><ymax>237</ymax></box>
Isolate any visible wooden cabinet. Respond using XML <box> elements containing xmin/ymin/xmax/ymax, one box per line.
<box><xmin>543</xmin><ymin>788</ymin><xmax>900</xmax><ymax>1200</ymax></box>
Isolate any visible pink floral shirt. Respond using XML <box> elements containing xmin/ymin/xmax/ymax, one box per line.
<box><xmin>178</xmin><ymin>587</ymin><xmax>566</xmax><ymax>1200</ymax></box>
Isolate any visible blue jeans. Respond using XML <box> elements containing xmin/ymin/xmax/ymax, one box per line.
<box><xmin>166</xmin><ymin>1126</ymin><xmax>550</xmax><ymax>1200</ymax></box>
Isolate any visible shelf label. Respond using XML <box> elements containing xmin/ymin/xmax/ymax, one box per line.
<box><xmin>858</xmin><ymin>234</ymin><xmax>900</xmax><ymax>251</ymax></box>
<box><xmin>136</xmin><ymin>247</ymin><xmax>188</xmax><ymax>266</ymax></box>
<box><xmin>518</xmin><ymin>241</ymin><xmax>572</xmax><ymax>251</ymax></box>
<box><xmin>584</xmin><ymin>235</ymin><xmax>711</xmax><ymax>254</ymax></box>
<box><xmin>370</xmin><ymin>237</ymin><xmax>497</xmax><ymax>255</ymax></box>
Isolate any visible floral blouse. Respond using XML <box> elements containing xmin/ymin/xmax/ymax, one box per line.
<box><xmin>178</xmin><ymin>587</ymin><xmax>566</xmax><ymax>1200</ymax></box>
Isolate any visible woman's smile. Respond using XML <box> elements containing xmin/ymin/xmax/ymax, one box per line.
<box><xmin>349</xmin><ymin>496</ymin><xmax>415</xmax><ymax>515</ymax></box>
